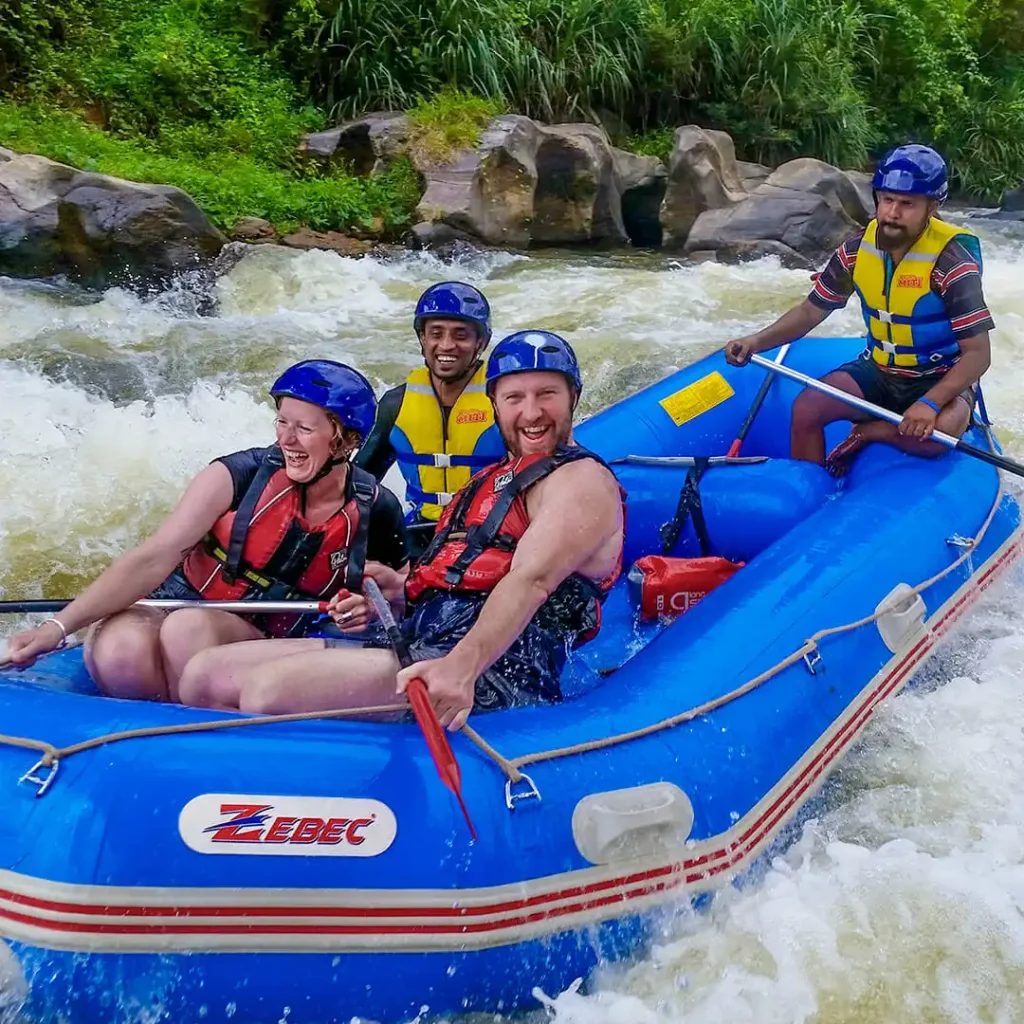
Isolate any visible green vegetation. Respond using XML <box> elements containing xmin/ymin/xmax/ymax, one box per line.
<box><xmin>407</xmin><ymin>88</ymin><xmax>504</xmax><ymax>164</ymax></box>
<box><xmin>1</xmin><ymin>0</ymin><xmax>1022</xmax><ymax>230</ymax></box>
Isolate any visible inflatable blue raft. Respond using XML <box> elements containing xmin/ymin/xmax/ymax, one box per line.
<box><xmin>1</xmin><ymin>337</ymin><xmax>1021</xmax><ymax>1023</ymax></box>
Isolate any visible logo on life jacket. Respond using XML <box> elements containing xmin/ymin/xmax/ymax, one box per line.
<box><xmin>178</xmin><ymin>793</ymin><xmax>397</xmax><ymax>857</ymax></box>
<box><xmin>456</xmin><ymin>409</ymin><xmax>489</xmax><ymax>424</ymax></box>
<box><xmin>492</xmin><ymin>469</ymin><xmax>514</xmax><ymax>492</ymax></box>
<box><xmin>329</xmin><ymin>549</ymin><xmax>349</xmax><ymax>572</ymax></box>
<box><xmin>898</xmin><ymin>274</ymin><xmax>924</xmax><ymax>289</ymax></box>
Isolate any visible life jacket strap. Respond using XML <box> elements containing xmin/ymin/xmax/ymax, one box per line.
<box><xmin>396</xmin><ymin>452</ymin><xmax>496</xmax><ymax>469</ymax></box>
<box><xmin>223</xmin><ymin>448</ymin><xmax>285</xmax><ymax>583</ymax></box>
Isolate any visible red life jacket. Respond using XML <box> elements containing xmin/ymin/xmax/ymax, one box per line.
<box><xmin>181</xmin><ymin>448</ymin><xmax>376</xmax><ymax>637</ymax></box>
<box><xmin>405</xmin><ymin>445</ymin><xmax>624</xmax><ymax>645</ymax></box>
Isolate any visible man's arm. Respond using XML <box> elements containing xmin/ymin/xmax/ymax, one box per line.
<box><xmin>724</xmin><ymin>299</ymin><xmax>831</xmax><ymax>365</ymax></box>
<box><xmin>354</xmin><ymin>385</ymin><xmax>404</xmax><ymax>480</ymax></box>
<box><xmin>723</xmin><ymin>236</ymin><xmax>860</xmax><ymax>366</ymax></box>
<box><xmin>395</xmin><ymin>460</ymin><xmax>622</xmax><ymax>728</ymax></box>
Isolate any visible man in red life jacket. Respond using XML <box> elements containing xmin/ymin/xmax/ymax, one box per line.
<box><xmin>178</xmin><ymin>332</ymin><xmax>624</xmax><ymax>729</ymax></box>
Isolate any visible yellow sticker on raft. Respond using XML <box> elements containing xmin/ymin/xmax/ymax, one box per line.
<box><xmin>659</xmin><ymin>371</ymin><xmax>736</xmax><ymax>426</ymax></box>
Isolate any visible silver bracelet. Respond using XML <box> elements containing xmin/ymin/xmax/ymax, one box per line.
<box><xmin>46</xmin><ymin>617</ymin><xmax>69</xmax><ymax>650</ymax></box>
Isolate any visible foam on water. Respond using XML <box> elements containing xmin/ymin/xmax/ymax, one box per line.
<box><xmin>1</xmin><ymin>216</ymin><xmax>1023</xmax><ymax>1022</ymax></box>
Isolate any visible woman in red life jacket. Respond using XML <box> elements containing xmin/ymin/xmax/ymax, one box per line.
<box><xmin>5</xmin><ymin>361</ymin><xmax>409</xmax><ymax>705</ymax></box>
<box><xmin>175</xmin><ymin>331</ymin><xmax>624</xmax><ymax>729</ymax></box>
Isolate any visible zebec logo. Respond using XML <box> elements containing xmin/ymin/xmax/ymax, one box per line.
<box><xmin>178</xmin><ymin>794</ymin><xmax>397</xmax><ymax>857</ymax></box>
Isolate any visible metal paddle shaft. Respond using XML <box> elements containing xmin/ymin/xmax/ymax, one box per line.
<box><xmin>611</xmin><ymin>455</ymin><xmax>768</xmax><ymax>468</ymax></box>
<box><xmin>727</xmin><ymin>343</ymin><xmax>791</xmax><ymax>457</ymax></box>
<box><xmin>750</xmin><ymin>353</ymin><xmax>1024</xmax><ymax>479</ymax></box>
<box><xmin>0</xmin><ymin>598</ymin><xmax>329</xmax><ymax>615</ymax></box>
<box><xmin>361</xmin><ymin>578</ymin><xmax>477</xmax><ymax>841</ymax></box>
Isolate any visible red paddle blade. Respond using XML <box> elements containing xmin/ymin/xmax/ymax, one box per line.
<box><xmin>407</xmin><ymin>678</ymin><xmax>477</xmax><ymax>841</ymax></box>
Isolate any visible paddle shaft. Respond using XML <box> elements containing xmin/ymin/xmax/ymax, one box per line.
<box><xmin>361</xmin><ymin>578</ymin><xmax>477</xmax><ymax>841</ymax></box>
<box><xmin>0</xmin><ymin>598</ymin><xmax>328</xmax><ymax>615</ymax></box>
<box><xmin>750</xmin><ymin>354</ymin><xmax>1024</xmax><ymax>479</ymax></box>
<box><xmin>727</xmin><ymin>344</ymin><xmax>791</xmax><ymax>457</ymax></box>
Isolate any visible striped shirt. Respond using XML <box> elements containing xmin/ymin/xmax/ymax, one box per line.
<box><xmin>809</xmin><ymin>228</ymin><xmax>995</xmax><ymax>341</ymax></box>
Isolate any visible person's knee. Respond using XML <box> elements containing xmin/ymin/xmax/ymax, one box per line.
<box><xmin>176</xmin><ymin>646</ymin><xmax>222</xmax><ymax>708</ymax></box>
<box><xmin>237</xmin><ymin>671</ymin><xmax>292</xmax><ymax>716</ymax></box>
<box><xmin>89</xmin><ymin>617</ymin><xmax>165</xmax><ymax>700</ymax></box>
<box><xmin>936</xmin><ymin>398</ymin><xmax>971</xmax><ymax>439</ymax></box>
<box><xmin>791</xmin><ymin>390</ymin><xmax>828</xmax><ymax>429</ymax></box>
<box><xmin>159</xmin><ymin>609</ymin><xmax>220</xmax><ymax>662</ymax></box>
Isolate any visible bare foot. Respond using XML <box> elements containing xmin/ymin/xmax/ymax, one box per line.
<box><xmin>825</xmin><ymin>427</ymin><xmax>870</xmax><ymax>478</ymax></box>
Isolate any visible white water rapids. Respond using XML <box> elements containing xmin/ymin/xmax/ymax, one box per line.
<box><xmin>1</xmin><ymin>216</ymin><xmax>1023</xmax><ymax>1022</ymax></box>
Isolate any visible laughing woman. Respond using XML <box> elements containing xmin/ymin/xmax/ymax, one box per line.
<box><xmin>4</xmin><ymin>361</ymin><xmax>409</xmax><ymax>703</ymax></box>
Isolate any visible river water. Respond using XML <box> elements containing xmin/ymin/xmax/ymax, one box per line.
<box><xmin>1</xmin><ymin>216</ymin><xmax>1023</xmax><ymax>1022</ymax></box>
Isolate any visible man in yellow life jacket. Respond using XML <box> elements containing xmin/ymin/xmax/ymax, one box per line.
<box><xmin>355</xmin><ymin>281</ymin><xmax>505</xmax><ymax>554</ymax></box>
<box><xmin>724</xmin><ymin>144</ymin><xmax>995</xmax><ymax>477</ymax></box>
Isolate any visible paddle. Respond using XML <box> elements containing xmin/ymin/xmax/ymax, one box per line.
<box><xmin>727</xmin><ymin>343</ymin><xmax>791</xmax><ymax>457</ymax></box>
<box><xmin>361</xmin><ymin>577</ymin><xmax>477</xmax><ymax>841</ymax></box>
<box><xmin>750</xmin><ymin>353</ymin><xmax>1024</xmax><ymax>479</ymax></box>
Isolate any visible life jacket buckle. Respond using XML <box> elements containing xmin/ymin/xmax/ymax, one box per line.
<box><xmin>444</xmin><ymin>566</ymin><xmax>465</xmax><ymax>587</ymax></box>
<box><xmin>433</xmin><ymin>453</ymin><xmax>453</xmax><ymax>468</ymax></box>
<box><xmin>876</xmin><ymin>310</ymin><xmax>894</xmax><ymax>324</ymax></box>
<box><xmin>436</xmin><ymin>492</ymin><xmax>455</xmax><ymax>507</ymax></box>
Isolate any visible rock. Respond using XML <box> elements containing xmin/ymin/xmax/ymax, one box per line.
<box><xmin>348</xmin><ymin>215</ymin><xmax>386</xmax><ymax>240</ymax></box>
<box><xmin>1002</xmin><ymin>184</ymin><xmax>1024</xmax><ymax>213</ymax></box>
<box><xmin>0</xmin><ymin>148</ymin><xmax>15</xmax><ymax>163</ymax></box>
<box><xmin>660</xmin><ymin>125</ymin><xmax>747</xmax><ymax>249</ymax></box>
<box><xmin>230</xmin><ymin>216</ymin><xmax>276</xmax><ymax>243</ymax></box>
<box><xmin>414</xmin><ymin>116</ymin><xmax>628</xmax><ymax>249</ymax></box>
<box><xmin>715</xmin><ymin>240</ymin><xmax>816</xmax><ymax>269</ymax></box>
<box><xmin>414</xmin><ymin>115</ymin><xmax>539</xmax><ymax>250</ymax></box>
<box><xmin>737</xmin><ymin>160</ymin><xmax>771</xmax><ymax>192</ymax></box>
<box><xmin>0</xmin><ymin>151</ymin><xmax>225</xmax><ymax>290</ymax></box>
<box><xmin>843</xmin><ymin>169</ymin><xmax>875</xmax><ymax>219</ymax></box>
<box><xmin>299</xmin><ymin>112</ymin><xmax>410</xmax><ymax>176</ymax></box>
<box><xmin>280</xmin><ymin>228</ymin><xmax>372</xmax><ymax>256</ymax></box>
<box><xmin>684</xmin><ymin>156</ymin><xmax>867</xmax><ymax>261</ymax></box>
<box><xmin>612</xmin><ymin>148</ymin><xmax>667</xmax><ymax>248</ymax></box>
<box><xmin>531</xmin><ymin>123</ymin><xmax>626</xmax><ymax>246</ymax></box>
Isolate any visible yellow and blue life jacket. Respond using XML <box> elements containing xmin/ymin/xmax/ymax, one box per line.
<box><xmin>851</xmin><ymin>217</ymin><xmax>982</xmax><ymax>373</ymax></box>
<box><xmin>390</xmin><ymin>365</ymin><xmax>505</xmax><ymax>521</ymax></box>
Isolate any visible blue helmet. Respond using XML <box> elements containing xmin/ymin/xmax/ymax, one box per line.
<box><xmin>414</xmin><ymin>282</ymin><xmax>492</xmax><ymax>342</ymax></box>
<box><xmin>485</xmin><ymin>330</ymin><xmax>582</xmax><ymax>398</ymax></box>
<box><xmin>270</xmin><ymin>360</ymin><xmax>377</xmax><ymax>439</ymax></box>
<box><xmin>872</xmin><ymin>144</ymin><xmax>948</xmax><ymax>203</ymax></box>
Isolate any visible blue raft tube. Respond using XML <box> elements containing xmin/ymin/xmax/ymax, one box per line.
<box><xmin>0</xmin><ymin>337</ymin><xmax>1020</xmax><ymax>1023</ymax></box>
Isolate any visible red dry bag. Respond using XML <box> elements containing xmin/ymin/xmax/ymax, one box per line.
<box><xmin>627</xmin><ymin>555</ymin><xmax>743</xmax><ymax>621</ymax></box>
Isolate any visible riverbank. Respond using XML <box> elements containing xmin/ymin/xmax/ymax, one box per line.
<box><xmin>2</xmin><ymin>0</ymin><xmax>1022</xmax><ymax>251</ymax></box>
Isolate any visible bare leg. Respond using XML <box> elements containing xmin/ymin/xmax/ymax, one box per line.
<box><xmin>826</xmin><ymin>394</ymin><xmax>973</xmax><ymax>478</ymax></box>
<box><xmin>178</xmin><ymin>639</ymin><xmax>404</xmax><ymax>715</ymax></box>
<box><xmin>158</xmin><ymin>608</ymin><xmax>264</xmax><ymax>703</ymax></box>
<box><xmin>790</xmin><ymin>371</ymin><xmax>872</xmax><ymax>465</ymax></box>
<box><xmin>86</xmin><ymin>609</ymin><xmax>169</xmax><ymax>701</ymax></box>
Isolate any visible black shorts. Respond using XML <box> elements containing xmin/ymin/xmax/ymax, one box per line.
<box><xmin>325</xmin><ymin>592</ymin><xmax>566</xmax><ymax>712</ymax></box>
<box><xmin>835</xmin><ymin>356</ymin><xmax>976</xmax><ymax>415</ymax></box>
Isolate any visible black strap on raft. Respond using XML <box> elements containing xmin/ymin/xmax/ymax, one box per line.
<box><xmin>222</xmin><ymin>448</ymin><xmax>285</xmax><ymax>584</ymax></box>
<box><xmin>659</xmin><ymin>456</ymin><xmax>712</xmax><ymax>556</ymax></box>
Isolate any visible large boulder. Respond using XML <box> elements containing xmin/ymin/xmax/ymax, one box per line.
<box><xmin>0</xmin><ymin>150</ymin><xmax>225</xmax><ymax>290</ymax></box>
<box><xmin>530</xmin><ymin>123</ymin><xmax>626</xmax><ymax>246</ymax></box>
<box><xmin>737</xmin><ymin>160</ymin><xmax>771</xmax><ymax>192</ymax></box>
<box><xmin>413</xmin><ymin>116</ymin><xmax>628</xmax><ymax>249</ymax></box>
<box><xmin>1003</xmin><ymin>184</ymin><xmax>1024</xmax><ymax>212</ymax></box>
<box><xmin>414</xmin><ymin>115</ymin><xmax>540</xmax><ymax>249</ymax></box>
<box><xmin>659</xmin><ymin>126</ymin><xmax>747</xmax><ymax>248</ymax></box>
<box><xmin>684</xmin><ymin>157</ymin><xmax>869</xmax><ymax>261</ymax></box>
<box><xmin>298</xmin><ymin>112</ymin><xmax>410</xmax><ymax>176</ymax></box>
<box><xmin>612</xmin><ymin>148</ymin><xmax>667</xmax><ymax>248</ymax></box>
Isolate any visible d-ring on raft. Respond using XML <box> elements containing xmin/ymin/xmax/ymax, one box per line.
<box><xmin>0</xmin><ymin>336</ymin><xmax>1020</xmax><ymax>1023</ymax></box>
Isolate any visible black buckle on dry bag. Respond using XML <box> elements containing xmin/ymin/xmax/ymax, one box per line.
<box><xmin>660</xmin><ymin>456</ymin><xmax>712</xmax><ymax>556</ymax></box>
